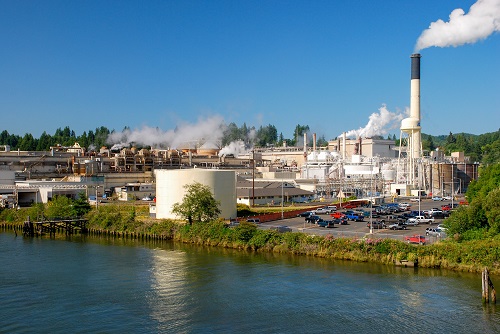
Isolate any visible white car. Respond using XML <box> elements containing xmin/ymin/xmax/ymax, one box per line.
<box><xmin>407</xmin><ymin>216</ymin><xmax>435</xmax><ymax>224</ymax></box>
<box><xmin>437</xmin><ymin>224</ymin><xmax>448</xmax><ymax>231</ymax></box>
<box><xmin>428</xmin><ymin>209</ymin><xmax>443</xmax><ymax>215</ymax></box>
<box><xmin>410</xmin><ymin>198</ymin><xmax>421</xmax><ymax>202</ymax></box>
<box><xmin>426</xmin><ymin>227</ymin><xmax>446</xmax><ymax>237</ymax></box>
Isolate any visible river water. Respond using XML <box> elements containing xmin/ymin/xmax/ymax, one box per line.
<box><xmin>1</xmin><ymin>231</ymin><xmax>499</xmax><ymax>333</ymax></box>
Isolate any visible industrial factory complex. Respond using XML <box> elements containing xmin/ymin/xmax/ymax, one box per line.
<box><xmin>0</xmin><ymin>54</ymin><xmax>479</xmax><ymax>219</ymax></box>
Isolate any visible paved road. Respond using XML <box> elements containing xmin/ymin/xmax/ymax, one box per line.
<box><xmin>260</xmin><ymin>198</ymin><xmax>453</xmax><ymax>244</ymax></box>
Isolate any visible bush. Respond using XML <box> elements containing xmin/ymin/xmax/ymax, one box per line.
<box><xmin>232</xmin><ymin>222</ymin><xmax>257</xmax><ymax>243</ymax></box>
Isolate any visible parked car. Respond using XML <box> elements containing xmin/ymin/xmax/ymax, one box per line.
<box><xmin>388</xmin><ymin>222</ymin><xmax>407</xmax><ymax>230</ymax></box>
<box><xmin>404</xmin><ymin>235</ymin><xmax>426</xmax><ymax>245</ymax></box>
<box><xmin>333</xmin><ymin>218</ymin><xmax>348</xmax><ymax>225</ymax></box>
<box><xmin>246</xmin><ymin>218</ymin><xmax>261</xmax><ymax>224</ymax></box>
<box><xmin>346</xmin><ymin>212</ymin><xmax>364</xmax><ymax>221</ymax></box>
<box><xmin>405</xmin><ymin>219</ymin><xmax>419</xmax><ymax>226</ymax></box>
<box><xmin>437</xmin><ymin>224</ymin><xmax>448</xmax><ymax>231</ymax></box>
<box><xmin>330</xmin><ymin>212</ymin><xmax>346</xmax><ymax>219</ymax></box>
<box><xmin>398</xmin><ymin>202</ymin><xmax>411</xmax><ymax>210</ymax></box>
<box><xmin>227</xmin><ymin>221</ymin><xmax>240</xmax><ymax>228</ymax></box>
<box><xmin>367</xmin><ymin>220</ymin><xmax>386</xmax><ymax>229</ymax></box>
<box><xmin>317</xmin><ymin>220</ymin><xmax>336</xmax><ymax>228</ymax></box>
<box><xmin>270</xmin><ymin>225</ymin><xmax>292</xmax><ymax>233</ymax></box>
<box><xmin>407</xmin><ymin>216</ymin><xmax>435</xmax><ymax>224</ymax></box>
<box><xmin>313</xmin><ymin>208</ymin><xmax>330</xmax><ymax>215</ymax></box>
<box><xmin>297</xmin><ymin>211</ymin><xmax>313</xmax><ymax>217</ymax></box>
<box><xmin>399</xmin><ymin>213</ymin><xmax>415</xmax><ymax>220</ymax></box>
<box><xmin>325</xmin><ymin>205</ymin><xmax>337</xmax><ymax>212</ymax></box>
<box><xmin>442</xmin><ymin>196</ymin><xmax>453</xmax><ymax>200</ymax></box>
<box><xmin>425</xmin><ymin>227</ymin><xmax>446</xmax><ymax>237</ymax></box>
<box><xmin>432</xmin><ymin>196</ymin><xmax>443</xmax><ymax>201</ymax></box>
<box><xmin>430</xmin><ymin>211</ymin><xmax>449</xmax><ymax>219</ymax></box>
<box><xmin>305</xmin><ymin>215</ymin><xmax>323</xmax><ymax>224</ymax></box>
<box><xmin>141</xmin><ymin>196</ymin><xmax>153</xmax><ymax>201</ymax></box>
<box><xmin>428</xmin><ymin>208</ymin><xmax>443</xmax><ymax>215</ymax></box>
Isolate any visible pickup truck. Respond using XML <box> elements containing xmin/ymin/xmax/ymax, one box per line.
<box><xmin>407</xmin><ymin>216</ymin><xmax>434</xmax><ymax>225</ymax></box>
<box><xmin>367</xmin><ymin>220</ymin><xmax>386</xmax><ymax>229</ymax></box>
<box><xmin>388</xmin><ymin>222</ymin><xmax>407</xmax><ymax>230</ymax></box>
<box><xmin>404</xmin><ymin>235</ymin><xmax>426</xmax><ymax>245</ymax></box>
<box><xmin>313</xmin><ymin>208</ymin><xmax>330</xmax><ymax>215</ymax></box>
<box><xmin>346</xmin><ymin>212</ymin><xmax>364</xmax><ymax>221</ymax></box>
<box><xmin>330</xmin><ymin>212</ymin><xmax>346</xmax><ymax>219</ymax></box>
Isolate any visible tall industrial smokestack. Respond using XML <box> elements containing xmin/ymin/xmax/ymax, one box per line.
<box><xmin>410</xmin><ymin>53</ymin><xmax>422</xmax><ymax>159</ymax></box>
<box><xmin>410</xmin><ymin>54</ymin><xmax>421</xmax><ymax>121</ymax></box>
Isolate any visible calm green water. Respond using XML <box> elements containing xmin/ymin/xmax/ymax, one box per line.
<box><xmin>0</xmin><ymin>231</ymin><xmax>499</xmax><ymax>333</ymax></box>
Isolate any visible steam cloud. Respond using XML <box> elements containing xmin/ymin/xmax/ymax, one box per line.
<box><xmin>218</xmin><ymin>140</ymin><xmax>248</xmax><ymax>157</ymax></box>
<box><xmin>415</xmin><ymin>0</ymin><xmax>500</xmax><ymax>52</ymax></box>
<box><xmin>343</xmin><ymin>104</ymin><xmax>405</xmax><ymax>139</ymax></box>
<box><xmin>107</xmin><ymin>115</ymin><xmax>227</xmax><ymax>151</ymax></box>
<box><xmin>106</xmin><ymin>115</ymin><xmax>255</xmax><ymax>157</ymax></box>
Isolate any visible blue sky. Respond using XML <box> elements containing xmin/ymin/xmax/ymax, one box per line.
<box><xmin>1</xmin><ymin>0</ymin><xmax>499</xmax><ymax>144</ymax></box>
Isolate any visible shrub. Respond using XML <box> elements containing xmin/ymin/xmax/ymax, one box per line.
<box><xmin>232</xmin><ymin>222</ymin><xmax>257</xmax><ymax>243</ymax></box>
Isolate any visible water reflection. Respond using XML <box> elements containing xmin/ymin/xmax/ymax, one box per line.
<box><xmin>1</xmin><ymin>231</ymin><xmax>498</xmax><ymax>333</ymax></box>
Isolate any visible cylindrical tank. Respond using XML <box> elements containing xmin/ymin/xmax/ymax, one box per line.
<box><xmin>401</xmin><ymin>117</ymin><xmax>420</xmax><ymax>133</ymax></box>
<box><xmin>382</xmin><ymin>169</ymin><xmax>396</xmax><ymax>181</ymax></box>
<box><xmin>155</xmin><ymin>169</ymin><xmax>236</xmax><ymax>220</ymax></box>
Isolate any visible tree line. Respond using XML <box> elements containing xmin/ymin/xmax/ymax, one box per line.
<box><xmin>1</xmin><ymin>125</ymin><xmax>499</xmax><ymax>164</ymax></box>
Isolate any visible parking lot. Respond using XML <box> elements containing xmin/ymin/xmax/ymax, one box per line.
<box><xmin>259</xmin><ymin>198</ymin><xmax>453</xmax><ymax>244</ymax></box>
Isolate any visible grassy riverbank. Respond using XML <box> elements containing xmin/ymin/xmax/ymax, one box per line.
<box><xmin>2</xmin><ymin>204</ymin><xmax>499</xmax><ymax>275</ymax></box>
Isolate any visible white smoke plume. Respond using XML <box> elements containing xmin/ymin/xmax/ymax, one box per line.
<box><xmin>106</xmin><ymin>115</ymin><xmax>227</xmax><ymax>149</ymax></box>
<box><xmin>415</xmin><ymin>0</ymin><xmax>500</xmax><ymax>52</ymax></box>
<box><xmin>218</xmin><ymin>140</ymin><xmax>248</xmax><ymax>157</ymax></box>
<box><xmin>343</xmin><ymin>104</ymin><xmax>405</xmax><ymax>139</ymax></box>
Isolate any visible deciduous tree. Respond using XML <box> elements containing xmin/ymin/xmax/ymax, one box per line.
<box><xmin>172</xmin><ymin>182</ymin><xmax>221</xmax><ymax>224</ymax></box>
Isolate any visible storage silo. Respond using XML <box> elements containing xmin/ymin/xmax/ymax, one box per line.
<box><xmin>155</xmin><ymin>169</ymin><xmax>236</xmax><ymax>220</ymax></box>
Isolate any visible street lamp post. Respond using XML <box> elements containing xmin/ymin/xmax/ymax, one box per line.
<box><xmin>370</xmin><ymin>169</ymin><xmax>373</xmax><ymax>234</ymax></box>
<box><xmin>281</xmin><ymin>170</ymin><xmax>284</xmax><ymax>220</ymax></box>
<box><xmin>95</xmin><ymin>185</ymin><xmax>100</xmax><ymax>209</ymax></box>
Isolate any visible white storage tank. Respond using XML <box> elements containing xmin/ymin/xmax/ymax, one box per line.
<box><xmin>155</xmin><ymin>169</ymin><xmax>236</xmax><ymax>220</ymax></box>
<box><xmin>382</xmin><ymin>168</ymin><xmax>396</xmax><ymax>181</ymax></box>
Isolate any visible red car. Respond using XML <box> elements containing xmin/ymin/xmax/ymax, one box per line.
<box><xmin>404</xmin><ymin>235</ymin><xmax>426</xmax><ymax>245</ymax></box>
<box><xmin>441</xmin><ymin>205</ymin><xmax>451</xmax><ymax>211</ymax></box>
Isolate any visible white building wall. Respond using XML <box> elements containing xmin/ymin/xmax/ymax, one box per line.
<box><xmin>155</xmin><ymin>169</ymin><xmax>237</xmax><ymax>220</ymax></box>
